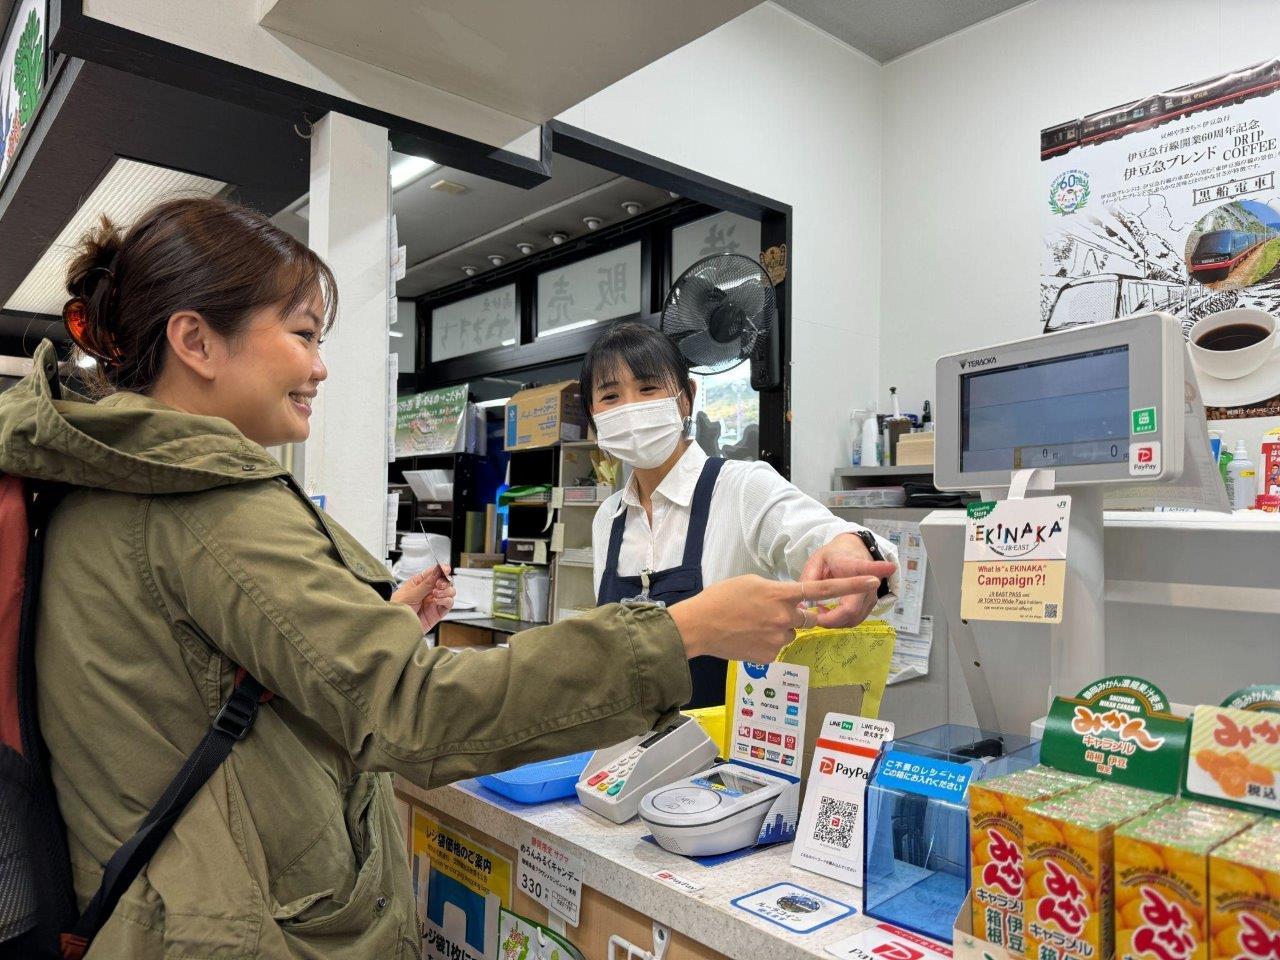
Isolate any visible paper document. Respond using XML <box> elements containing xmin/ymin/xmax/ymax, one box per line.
<box><xmin>887</xmin><ymin>616</ymin><xmax>933</xmax><ymax>685</ymax></box>
<box><xmin>866</xmin><ymin>519</ymin><xmax>927</xmax><ymax>634</ymax></box>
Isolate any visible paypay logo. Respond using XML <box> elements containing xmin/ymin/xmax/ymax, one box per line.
<box><xmin>819</xmin><ymin>758</ymin><xmax>869</xmax><ymax>781</ymax></box>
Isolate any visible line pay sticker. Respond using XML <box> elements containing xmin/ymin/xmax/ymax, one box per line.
<box><xmin>961</xmin><ymin>496</ymin><xmax>1071</xmax><ymax>623</ymax></box>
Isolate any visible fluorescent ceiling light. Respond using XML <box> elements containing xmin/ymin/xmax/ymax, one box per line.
<box><xmin>392</xmin><ymin>153</ymin><xmax>438</xmax><ymax>191</ymax></box>
<box><xmin>540</xmin><ymin>319</ymin><xmax>600</xmax><ymax>338</ymax></box>
<box><xmin>4</xmin><ymin>158</ymin><xmax>224</xmax><ymax>316</ymax></box>
<box><xmin>290</xmin><ymin>152</ymin><xmax>438</xmax><ymax>221</ymax></box>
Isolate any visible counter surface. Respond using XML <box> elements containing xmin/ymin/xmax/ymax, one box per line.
<box><xmin>398</xmin><ymin>777</ymin><xmax>898</xmax><ymax>960</ymax></box>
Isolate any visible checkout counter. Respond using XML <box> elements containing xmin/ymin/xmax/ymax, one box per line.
<box><xmin>392</xmin><ymin>777</ymin><xmax>890</xmax><ymax>960</ymax></box>
<box><xmin>391</xmin><ymin>312</ymin><xmax>1277</xmax><ymax>960</ymax></box>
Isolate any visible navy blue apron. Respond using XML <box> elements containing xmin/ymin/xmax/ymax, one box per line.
<box><xmin>597</xmin><ymin>457</ymin><xmax>727</xmax><ymax>709</ymax></box>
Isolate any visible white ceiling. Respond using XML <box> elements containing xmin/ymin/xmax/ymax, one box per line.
<box><xmin>773</xmin><ymin>0</ymin><xmax>1028</xmax><ymax>62</ymax></box>
<box><xmin>4</xmin><ymin>158</ymin><xmax>225</xmax><ymax>315</ymax></box>
<box><xmin>258</xmin><ymin>0</ymin><xmax>759</xmax><ymax>122</ymax></box>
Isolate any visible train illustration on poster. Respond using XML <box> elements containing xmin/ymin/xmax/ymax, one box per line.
<box><xmin>1041</xmin><ymin>58</ymin><xmax>1280</xmax><ymax>420</ymax></box>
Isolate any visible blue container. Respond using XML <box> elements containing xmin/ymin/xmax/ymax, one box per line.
<box><xmin>476</xmin><ymin>751</ymin><xmax>593</xmax><ymax>804</ymax></box>
<box><xmin>863</xmin><ymin>724</ymin><xmax>1038</xmax><ymax>943</ymax></box>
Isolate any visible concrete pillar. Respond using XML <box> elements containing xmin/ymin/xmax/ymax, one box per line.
<box><xmin>303</xmin><ymin>112</ymin><xmax>392</xmax><ymax>558</ymax></box>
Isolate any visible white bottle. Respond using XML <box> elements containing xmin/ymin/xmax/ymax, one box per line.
<box><xmin>1227</xmin><ymin>440</ymin><xmax>1257</xmax><ymax>510</ymax></box>
<box><xmin>849</xmin><ymin>410</ymin><xmax>870</xmax><ymax>466</ymax></box>
<box><xmin>861</xmin><ymin>411</ymin><xmax>881</xmax><ymax>467</ymax></box>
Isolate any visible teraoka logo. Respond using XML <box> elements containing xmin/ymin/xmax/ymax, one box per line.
<box><xmin>960</xmin><ymin>356</ymin><xmax>998</xmax><ymax>370</ymax></box>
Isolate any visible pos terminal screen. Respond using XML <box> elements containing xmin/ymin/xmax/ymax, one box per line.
<box><xmin>960</xmin><ymin>345</ymin><xmax>1130</xmax><ymax>473</ymax></box>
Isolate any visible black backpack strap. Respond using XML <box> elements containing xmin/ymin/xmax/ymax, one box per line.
<box><xmin>61</xmin><ymin>674</ymin><xmax>269</xmax><ymax>960</ymax></box>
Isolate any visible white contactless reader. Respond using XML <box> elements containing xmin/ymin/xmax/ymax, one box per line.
<box><xmin>575</xmin><ymin>716</ymin><xmax>718</xmax><ymax>824</ymax></box>
<box><xmin>639</xmin><ymin>763</ymin><xmax>794</xmax><ymax>857</ymax></box>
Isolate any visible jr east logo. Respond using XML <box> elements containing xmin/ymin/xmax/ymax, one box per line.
<box><xmin>1049</xmin><ymin>169</ymin><xmax>1090</xmax><ymax>215</ymax></box>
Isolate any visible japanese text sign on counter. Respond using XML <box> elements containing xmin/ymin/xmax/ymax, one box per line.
<box><xmin>1041</xmin><ymin>676</ymin><xmax>1188</xmax><ymax>793</ymax></box>
<box><xmin>1185</xmin><ymin>703</ymin><xmax>1280</xmax><ymax>812</ymax></box>
<box><xmin>516</xmin><ymin>833</ymin><xmax>584</xmax><ymax>927</ymax></box>
<box><xmin>961</xmin><ymin>496</ymin><xmax>1071</xmax><ymax>624</ymax></box>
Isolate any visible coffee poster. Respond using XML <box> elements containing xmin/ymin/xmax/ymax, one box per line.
<box><xmin>1041</xmin><ymin>60</ymin><xmax>1280</xmax><ymax>420</ymax></box>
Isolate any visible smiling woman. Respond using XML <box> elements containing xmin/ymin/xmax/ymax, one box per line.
<box><xmin>62</xmin><ymin>197</ymin><xmax>337</xmax><ymax>441</ymax></box>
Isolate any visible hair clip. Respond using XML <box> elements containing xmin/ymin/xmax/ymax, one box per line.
<box><xmin>62</xmin><ymin>296</ymin><xmax>121</xmax><ymax>366</ymax></box>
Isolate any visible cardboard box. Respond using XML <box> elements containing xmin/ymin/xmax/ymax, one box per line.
<box><xmin>1024</xmin><ymin>781</ymin><xmax>1168</xmax><ymax>960</ymax></box>
<box><xmin>1209</xmin><ymin>818</ymin><xmax>1280</xmax><ymax>960</ymax></box>
<box><xmin>970</xmin><ymin>767</ymin><xmax>1091</xmax><ymax>953</ymax></box>
<box><xmin>503</xmin><ymin>381</ymin><xmax>586</xmax><ymax>451</ymax></box>
<box><xmin>1116</xmin><ymin>800</ymin><xmax>1259</xmax><ymax>960</ymax></box>
<box><xmin>896</xmin><ymin>433</ymin><xmax>936</xmax><ymax>466</ymax></box>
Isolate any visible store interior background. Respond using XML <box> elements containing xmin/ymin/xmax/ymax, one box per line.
<box><xmin>4</xmin><ymin>0</ymin><xmax>1277</xmax><ymax>732</ymax></box>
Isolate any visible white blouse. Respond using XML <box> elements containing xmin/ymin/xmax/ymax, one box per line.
<box><xmin>591</xmin><ymin>443</ymin><xmax>900</xmax><ymax>607</ymax></box>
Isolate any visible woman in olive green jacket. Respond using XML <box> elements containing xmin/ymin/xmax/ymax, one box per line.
<box><xmin>0</xmin><ymin>198</ymin><xmax>889</xmax><ymax>959</ymax></box>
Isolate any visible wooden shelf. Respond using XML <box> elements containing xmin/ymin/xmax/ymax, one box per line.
<box><xmin>555</xmin><ymin>558</ymin><xmax>594</xmax><ymax>569</ymax></box>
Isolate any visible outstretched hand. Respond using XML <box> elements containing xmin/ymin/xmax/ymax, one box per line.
<box><xmin>800</xmin><ymin>533</ymin><xmax>897</xmax><ymax>628</ymax></box>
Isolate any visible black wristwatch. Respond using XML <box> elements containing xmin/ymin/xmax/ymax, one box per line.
<box><xmin>854</xmin><ymin>529</ymin><xmax>892</xmax><ymax>599</ymax></box>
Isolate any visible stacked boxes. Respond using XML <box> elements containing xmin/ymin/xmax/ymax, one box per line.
<box><xmin>1115</xmin><ymin>800</ymin><xmax>1259</xmax><ymax>960</ymax></box>
<box><xmin>970</xmin><ymin>767</ymin><xmax>1091</xmax><ymax>952</ymax></box>
<box><xmin>1024</xmin><ymin>782</ymin><xmax>1169</xmax><ymax>960</ymax></box>
<box><xmin>1208</xmin><ymin>818</ymin><xmax>1280</xmax><ymax>960</ymax></box>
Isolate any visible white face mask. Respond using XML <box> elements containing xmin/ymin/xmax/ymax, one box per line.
<box><xmin>593</xmin><ymin>396</ymin><xmax>685</xmax><ymax>469</ymax></box>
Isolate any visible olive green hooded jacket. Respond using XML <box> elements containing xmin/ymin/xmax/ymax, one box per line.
<box><xmin>0</xmin><ymin>341</ymin><xmax>691</xmax><ymax>959</ymax></box>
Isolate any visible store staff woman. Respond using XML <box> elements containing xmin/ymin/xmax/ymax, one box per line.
<box><xmin>0</xmin><ymin>199</ymin><xmax>879</xmax><ymax>960</ymax></box>
<box><xmin>585</xmin><ymin>322</ymin><xmax>900</xmax><ymax>708</ymax></box>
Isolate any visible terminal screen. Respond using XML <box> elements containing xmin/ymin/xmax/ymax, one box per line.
<box><xmin>703</xmin><ymin>770</ymin><xmax>766</xmax><ymax>795</ymax></box>
<box><xmin>961</xmin><ymin>345</ymin><xmax>1130</xmax><ymax>473</ymax></box>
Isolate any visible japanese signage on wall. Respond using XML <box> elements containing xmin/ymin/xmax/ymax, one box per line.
<box><xmin>412</xmin><ymin>810</ymin><xmax>512</xmax><ymax>960</ymax></box>
<box><xmin>431</xmin><ymin>285</ymin><xmax>517</xmax><ymax>363</ymax></box>
<box><xmin>395</xmin><ymin>384</ymin><xmax>469</xmax><ymax>457</ymax></box>
<box><xmin>1041</xmin><ymin>59</ymin><xmax>1280</xmax><ymax>420</ymax></box>
<box><xmin>536</xmin><ymin>242</ymin><xmax>640</xmax><ymax>335</ymax></box>
<box><xmin>1</xmin><ymin>0</ymin><xmax>45</xmax><ymax>187</ymax></box>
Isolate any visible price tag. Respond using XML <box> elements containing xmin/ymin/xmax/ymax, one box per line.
<box><xmin>517</xmin><ymin>834</ymin><xmax>584</xmax><ymax>927</ymax></box>
<box><xmin>1185</xmin><ymin>704</ymin><xmax>1280</xmax><ymax>811</ymax></box>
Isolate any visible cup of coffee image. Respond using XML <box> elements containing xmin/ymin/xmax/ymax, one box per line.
<box><xmin>1187</xmin><ymin>307</ymin><xmax>1278</xmax><ymax>380</ymax></box>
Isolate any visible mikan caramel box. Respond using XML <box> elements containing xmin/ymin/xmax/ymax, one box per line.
<box><xmin>1024</xmin><ymin>781</ymin><xmax>1169</xmax><ymax>960</ymax></box>
<box><xmin>971</xmin><ymin>767</ymin><xmax>1091</xmax><ymax>952</ymax></box>
<box><xmin>1116</xmin><ymin>800</ymin><xmax>1259</xmax><ymax>960</ymax></box>
<box><xmin>1209</xmin><ymin>818</ymin><xmax>1280</xmax><ymax>960</ymax></box>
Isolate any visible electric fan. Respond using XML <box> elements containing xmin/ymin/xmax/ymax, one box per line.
<box><xmin>660</xmin><ymin>254</ymin><xmax>779</xmax><ymax>389</ymax></box>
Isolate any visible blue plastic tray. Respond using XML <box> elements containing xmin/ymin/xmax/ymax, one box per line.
<box><xmin>476</xmin><ymin>751</ymin><xmax>593</xmax><ymax>804</ymax></box>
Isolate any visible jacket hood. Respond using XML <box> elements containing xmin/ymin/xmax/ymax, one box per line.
<box><xmin>0</xmin><ymin>340</ymin><xmax>286</xmax><ymax>493</ymax></box>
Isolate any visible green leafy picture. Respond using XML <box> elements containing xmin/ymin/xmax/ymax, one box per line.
<box><xmin>14</xmin><ymin>6</ymin><xmax>44</xmax><ymax>126</ymax></box>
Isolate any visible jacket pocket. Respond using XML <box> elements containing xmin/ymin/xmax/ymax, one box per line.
<box><xmin>275</xmin><ymin>775</ymin><xmax>387</xmax><ymax>938</ymax></box>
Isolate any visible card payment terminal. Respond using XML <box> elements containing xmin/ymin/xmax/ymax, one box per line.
<box><xmin>575</xmin><ymin>716</ymin><xmax>717</xmax><ymax>824</ymax></box>
<box><xmin>639</xmin><ymin>763</ymin><xmax>793</xmax><ymax>857</ymax></box>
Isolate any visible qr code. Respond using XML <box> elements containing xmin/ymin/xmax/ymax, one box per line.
<box><xmin>813</xmin><ymin>796</ymin><xmax>859</xmax><ymax>847</ymax></box>
<box><xmin>1044</xmin><ymin>602</ymin><xmax>1059</xmax><ymax>619</ymax></box>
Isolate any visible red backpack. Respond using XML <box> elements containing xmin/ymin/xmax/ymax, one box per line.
<box><xmin>0</xmin><ymin>474</ymin><xmax>268</xmax><ymax>959</ymax></box>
